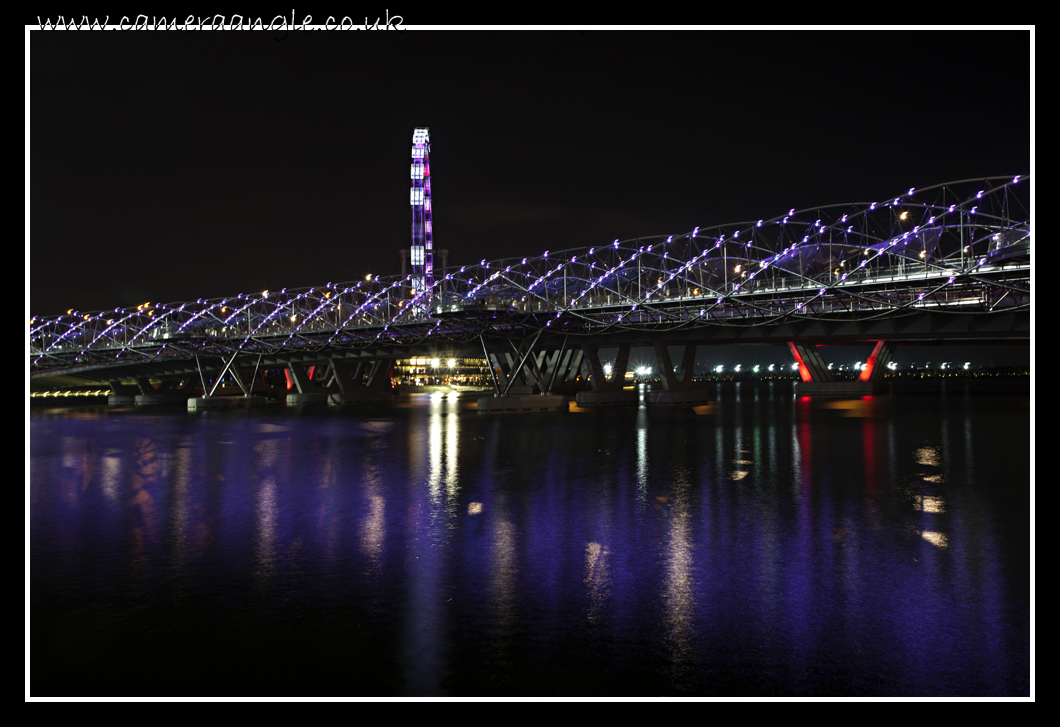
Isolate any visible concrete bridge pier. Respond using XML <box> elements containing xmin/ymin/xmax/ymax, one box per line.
<box><xmin>326</xmin><ymin>357</ymin><xmax>395</xmax><ymax>404</ymax></box>
<box><xmin>187</xmin><ymin>352</ymin><xmax>269</xmax><ymax>409</ymax></box>
<box><xmin>645</xmin><ymin>342</ymin><xmax>709</xmax><ymax>407</ymax></box>
<box><xmin>534</xmin><ymin>344</ymin><xmax>583</xmax><ymax>395</ymax></box>
<box><xmin>284</xmin><ymin>361</ymin><xmax>333</xmax><ymax>405</ymax></box>
<box><xmin>790</xmin><ymin>341</ymin><xmax>893</xmax><ymax>395</ymax></box>
<box><xmin>107</xmin><ymin>379</ymin><xmax>138</xmax><ymax>405</ymax></box>
<box><xmin>477</xmin><ymin>333</ymin><xmax>569</xmax><ymax>413</ymax></box>
<box><xmin>575</xmin><ymin>343</ymin><xmax>637</xmax><ymax>407</ymax></box>
<box><xmin>132</xmin><ymin>376</ymin><xmax>195</xmax><ymax>406</ymax></box>
<box><xmin>284</xmin><ymin>359</ymin><xmax>394</xmax><ymax>405</ymax></box>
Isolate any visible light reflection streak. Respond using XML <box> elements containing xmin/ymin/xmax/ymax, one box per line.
<box><xmin>915</xmin><ymin>446</ymin><xmax>941</xmax><ymax>467</ymax></box>
<box><xmin>489</xmin><ymin>517</ymin><xmax>519</xmax><ymax>670</ymax></box>
<box><xmin>862</xmin><ymin>417</ymin><xmax>879</xmax><ymax>498</ymax></box>
<box><xmin>60</xmin><ymin>435</ymin><xmax>79</xmax><ymax>469</ymax></box>
<box><xmin>428</xmin><ymin>399</ymin><xmax>444</xmax><ymax>507</ymax></box>
<box><xmin>100</xmin><ymin>453</ymin><xmax>121</xmax><ymax>503</ymax></box>
<box><xmin>584</xmin><ymin>541</ymin><xmax>610</xmax><ymax>623</ymax></box>
<box><xmin>255</xmin><ymin>474</ymin><xmax>278</xmax><ymax>583</ymax></box>
<box><xmin>361</xmin><ymin>494</ymin><xmax>386</xmax><ymax>569</ymax></box>
<box><xmin>636</xmin><ymin>408</ymin><xmax>648</xmax><ymax>503</ymax></box>
<box><xmin>171</xmin><ymin>445</ymin><xmax>192</xmax><ymax>572</ymax></box>
<box><xmin>914</xmin><ymin>496</ymin><xmax>946</xmax><ymax>513</ymax></box>
<box><xmin>427</xmin><ymin>396</ymin><xmax>462</xmax><ymax>519</ymax></box>
<box><xmin>128</xmin><ymin>435</ymin><xmax>161</xmax><ymax>583</ymax></box>
<box><xmin>403</xmin><ymin>403</ymin><xmax>452</xmax><ymax>696</ymax></box>
<box><xmin>920</xmin><ymin>530</ymin><xmax>948</xmax><ymax>548</ymax></box>
<box><xmin>131</xmin><ymin>436</ymin><xmax>160</xmax><ymax>527</ymax></box>
<box><xmin>790</xmin><ymin>396</ymin><xmax>815</xmax><ymax>660</ymax></box>
<box><xmin>445</xmin><ymin>410</ymin><xmax>458</xmax><ymax>507</ymax></box>
<box><xmin>663</xmin><ymin>491</ymin><xmax>695</xmax><ymax>676</ymax></box>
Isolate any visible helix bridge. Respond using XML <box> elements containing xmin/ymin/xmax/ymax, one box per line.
<box><xmin>29</xmin><ymin>130</ymin><xmax>1029</xmax><ymax>406</ymax></box>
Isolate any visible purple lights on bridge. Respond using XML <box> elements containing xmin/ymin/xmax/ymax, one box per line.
<box><xmin>30</xmin><ymin>175</ymin><xmax>1029</xmax><ymax>374</ymax></box>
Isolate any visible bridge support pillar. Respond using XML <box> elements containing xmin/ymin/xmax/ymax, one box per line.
<box><xmin>285</xmin><ymin>362</ymin><xmax>332</xmax><ymax>404</ymax></box>
<box><xmin>789</xmin><ymin>341</ymin><xmax>892</xmax><ymax>395</ymax></box>
<box><xmin>129</xmin><ymin>375</ymin><xmax>192</xmax><ymax>405</ymax></box>
<box><xmin>645</xmin><ymin>343</ymin><xmax>709</xmax><ymax>407</ymax></box>
<box><xmin>107</xmin><ymin>379</ymin><xmax>138</xmax><ymax>405</ymax></box>
<box><xmin>477</xmin><ymin>332</ymin><xmax>569</xmax><ymax>413</ymax></box>
<box><xmin>187</xmin><ymin>352</ymin><xmax>269</xmax><ymax>409</ymax></box>
<box><xmin>576</xmin><ymin>343</ymin><xmax>637</xmax><ymax>407</ymax></box>
<box><xmin>859</xmin><ymin>340</ymin><xmax>896</xmax><ymax>384</ymax></box>
<box><xmin>326</xmin><ymin>357</ymin><xmax>395</xmax><ymax>404</ymax></box>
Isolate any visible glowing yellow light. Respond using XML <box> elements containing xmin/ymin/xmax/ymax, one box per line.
<box><xmin>366</xmin><ymin>274</ymin><xmax>373</xmax><ymax>281</ymax></box>
<box><xmin>734</xmin><ymin>265</ymin><xmax>741</xmax><ymax>273</ymax></box>
<box><xmin>900</xmin><ymin>211</ymin><xmax>909</xmax><ymax>220</ymax></box>
<box><xmin>447</xmin><ymin>359</ymin><xmax>456</xmax><ymax>368</ymax></box>
<box><xmin>920</xmin><ymin>531</ymin><xmax>948</xmax><ymax>548</ymax></box>
<box><xmin>914</xmin><ymin>496</ymin><xmax>945</xmax><ymax>513</ymax></box>
<box><xmin>468</xmin><ymin>502</ymin><xmax>483</xmax><ymax>515</ymax></box>
<box><xmin>262</xmin><ymin>290</ymin><xmax>269</xmax><ymax>298</ymax></box>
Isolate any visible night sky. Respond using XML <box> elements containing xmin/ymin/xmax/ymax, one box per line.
<box><xmin>27</xmin><ymin>27</ymin><xmax>1032</xmax><ymax>364</ymax></box>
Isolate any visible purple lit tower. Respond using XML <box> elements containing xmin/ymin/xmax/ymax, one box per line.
<box><xmin>410</xmin><ymin>127</ymin><xmax>433</xmax><ymax>302</ymax></box>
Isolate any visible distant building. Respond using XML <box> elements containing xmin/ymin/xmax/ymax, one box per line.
<box><xmin>393</xmin><ymin>356</ymin><xmax>491</xmax><ymax>388</ymax></box>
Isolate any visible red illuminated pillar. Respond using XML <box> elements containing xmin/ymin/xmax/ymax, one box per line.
<box><xmin>858</xmin><ymin>341</ymin><xmax>896</xmax><ymax>382</ymax></box>
<box><xmin>788</xmin><ymin>342</ymin><xmax>834</xmax><ymax>383</ymax></box>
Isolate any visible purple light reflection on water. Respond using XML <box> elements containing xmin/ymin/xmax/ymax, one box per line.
<box><xmin>29</xmin><ymin>383</ymin><xmax>1030</xmax><ymax>697</ymax></box>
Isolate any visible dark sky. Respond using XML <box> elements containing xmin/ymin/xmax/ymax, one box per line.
<box><xmin>27</xmin><ymin>26</ymin><xmax>1032</xmax><ymax>364</ymax></box>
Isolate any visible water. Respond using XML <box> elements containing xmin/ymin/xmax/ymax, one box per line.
<box><xmin>29</xmin><ymin>381</ymin><xmax>1031</xmax><ymax>697</ymax></box>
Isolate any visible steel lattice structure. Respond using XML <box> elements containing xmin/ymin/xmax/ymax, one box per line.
<box><xmin>31</xmin><ymin>176</ymin><xmax>1030</xmax><ymax>375</ymax></box>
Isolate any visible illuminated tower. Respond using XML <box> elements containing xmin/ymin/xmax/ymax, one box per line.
<box><xmin>410</xmin><ymin>127</ymin><xmax>433</xmax><ymax>301</ymax></box>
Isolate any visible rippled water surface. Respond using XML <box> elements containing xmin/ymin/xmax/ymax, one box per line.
<box><xmin>29</xmin><ymin>382</ymin><xmax>1031</xmax><ymax>697</ymax></box>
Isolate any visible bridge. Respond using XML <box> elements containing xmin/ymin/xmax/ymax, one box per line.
<box><xmin>30</xmin><ymin>129</ymin><xmax>1030</xmax><ymax>409</ymax></box>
